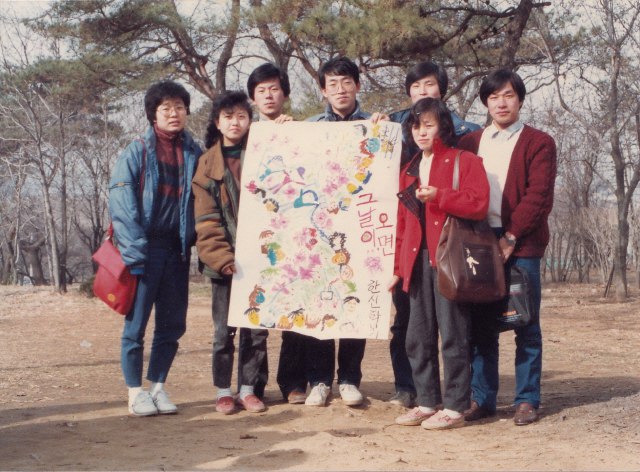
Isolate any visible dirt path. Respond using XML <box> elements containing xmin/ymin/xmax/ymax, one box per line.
<box><xmin>1</xmin><ymin>283</ymin><xmax>639</xmax><ymax>471</ymax></box>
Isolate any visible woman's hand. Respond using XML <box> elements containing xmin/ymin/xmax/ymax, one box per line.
<box><xmin>416</xmin><ymin>185</ymin><xmax>437</xmax><ymax>203</ymax></box>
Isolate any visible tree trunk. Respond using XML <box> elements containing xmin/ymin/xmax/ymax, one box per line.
<box><xmin>498</xmin><ymin>0</ymin><xmax>535</xmax><ymax>68</ymax></box>
<box><xmin>214</xmin><ymin>0</ymin><xmax>240</xmax><ymax>93</ymax></box>
<box><xmin>611</xmin><ymin>211</ymin><xmax>629</xmax><ymax>299</ymax></box>
<box><xmin>57</xmin><ymin>111</ymin><xmax>68</xmax><ymax>292</ymax></box>
<box><xmin>41</xmin><ymin>183</ymin><xmax>62</xmax><ymax>291</ymax></box>
<box><xmin>19</xmin><ymin>237</ymin><xmax>47</xmax><ymax>285</ymax></box>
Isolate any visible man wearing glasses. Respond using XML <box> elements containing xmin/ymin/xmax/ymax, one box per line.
<box><xmin>303</xmin><ymin>57</ymin><xmax>371</xmax><ymax>408</ymax></box>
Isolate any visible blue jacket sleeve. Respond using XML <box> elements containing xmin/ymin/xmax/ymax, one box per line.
<box><xmin>108</xmin><ymin>140</ymin><xmax>148</xmax><ymax>271</ymax></box>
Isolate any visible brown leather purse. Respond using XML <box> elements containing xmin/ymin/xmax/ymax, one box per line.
<box><xmin>436</xmin><ymin>152</ymin><xmax>506</xmax><ymax>303</ymax></box>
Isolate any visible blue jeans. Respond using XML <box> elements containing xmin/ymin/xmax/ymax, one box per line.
<box><xmin>390</xmin><ymin>286</ymin><xmax>416</xmax><ymax>394</ymax></box>
<box><xmin>469</xmin><ymin>256</ymin><xmax>542</xmax><ymax>411</ymax></box>
<box><xmin>121</xmin><ymin>241</ymin><xmax>189</xmax><ymax>387</ymax></box>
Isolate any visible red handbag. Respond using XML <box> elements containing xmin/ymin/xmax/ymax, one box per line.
<box><xmin>92</xmin><ymin>225</ymin><xmax>138</xmax><ymax>315</ymax></box>
<box><xmin>92</xmin><ymin>138</ymin><xmax>145</xmax><ymax>315</ymax></box>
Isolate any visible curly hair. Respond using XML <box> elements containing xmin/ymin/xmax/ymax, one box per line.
<box><xmin>144</xmin><ymin>80</ymin><xmax>191</xmax><ymax>126</ymax></box>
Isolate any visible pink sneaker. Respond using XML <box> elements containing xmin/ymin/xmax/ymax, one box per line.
<box><xmin>395</xmin><ymin>407</ymin><xmax>437</xmax><ymax>426</ymax></box>
<box><xmin>421</xmin><ymin>410</ymin><xmax>465</xmax><ymax>430</ymax></box>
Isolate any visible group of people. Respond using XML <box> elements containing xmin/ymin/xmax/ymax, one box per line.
<box><xmin>108</xmin><ymin>56</ymin><xmax>556</xmax><ymax>431</ymax></box>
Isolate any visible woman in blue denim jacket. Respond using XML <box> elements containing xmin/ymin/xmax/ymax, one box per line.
<box><xmin>108</xmin><ymin>80</ymin><xmax>202</xmax><ymax>416</ymax></box>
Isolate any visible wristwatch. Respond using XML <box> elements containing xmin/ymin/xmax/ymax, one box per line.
<box><xmin>503</xmin><ymin>232</ymin><xmax>517</xmax><ymax>247</ymax></box>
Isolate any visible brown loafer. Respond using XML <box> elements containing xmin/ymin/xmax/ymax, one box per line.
<box><xmin>463</xmin><ymin>400</ymin><xmax>495</xmax><ymax>422</ymax></box>
<box><xmin>238</xmin><ymin>394</ymin><xmax>267</xmax><ymax>413</ymax></box>
<box><xmin>215</xmin><ymin>396</ymin><xmax>236</xmax><ymax>415</ymax></box>
<box><xmin>513</xmin><ymin>402</ymin><xmax>539</xmax><ymax>426</ymax></box>
<box><xmin>287</xmin><ymin>390</ymin><xmax>307</xmax><ymax>404</ymax></box>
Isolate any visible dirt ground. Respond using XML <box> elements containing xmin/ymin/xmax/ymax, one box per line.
<box><xmin>1</xmin><ymin>281</ymin><xmax>639</xmax><ymax>471</ymax></box>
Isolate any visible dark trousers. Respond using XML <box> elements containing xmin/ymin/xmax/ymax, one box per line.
<box><xmin>211</xmin><ymin>279</ymin><xmax>268</xmax><ymax>390</ymax></box>
<box><xmin>121</xmin><ymin>241</ymin><xmax>189</xmax><ymax>386</ymax></box>
<box><xmin>278</xmin><ymin>335</ymin><xmax>366</xmax><ymax>392</ymax></box>
<box><xmin>277</xmin><ymin>331</ymin><xmax>310</xmax><ymax>398</ymax></box>
<box><xmin>390</xmin><ymin>286</ymin><xmax>416</xmax><ymax>394</ymax></box>
<box><xmin>305</xmin><ymin>337</ymin><xmax>366</xmax><ymax>388</ymax></box>
<box><xmin>240</xmin><ymin>334</ymin><xmax>268</xmax><ymax>398</ymax></box>
<box><xmin>406</xmin><ymin>250</ymin><xmax>471</xmax><ymax>412</ymax></box>
<box><xmin>337</xmin><ymin>338</ymin><xmax>366</xmax><ymax>386</ymax></box>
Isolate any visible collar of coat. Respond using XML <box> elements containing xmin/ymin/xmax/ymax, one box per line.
<box><xmin>200</xmin><ymin>140</ymin><xmax>246</xmax><ymax>180</ymax></box>
<box><xmin>403</xmin><ymin>137</ymin><xmax>449</xmax><ymax>177</ymax></box>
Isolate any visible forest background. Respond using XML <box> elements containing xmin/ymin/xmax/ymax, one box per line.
<box><xmin>1</xmin><ymin>0</ymin><xmax>639</xmax><ymax>301</ymax></box>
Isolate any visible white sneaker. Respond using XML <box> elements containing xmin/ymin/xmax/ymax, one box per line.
<box><xmin>129</xmin><ymin>391</ymin><xmax>158</xmax><ymax>416</ymax></box>
<box><xmin>152</xmin><ymin>389</ymin><xmax>177</xmax><ymax>414</ymax></box>
<box><xmin>305</xmin><ymin>383</ymin><xmax>331</xmax><ymax>407</ymax></box>
<box><xmin>339</xmin><ymin>384</ymin><xmax>364</xmax><ymax>406</ymax></box>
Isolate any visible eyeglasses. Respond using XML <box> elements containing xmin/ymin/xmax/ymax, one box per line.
<box><xmin>325</xmin><ymin>79</ymin><xmax>357</xmax><ymax>94</ymax></box>
<box><xmin>157</xmin><ymin>105</ymin><xmax>187</xmax><ymax>116</ymax></box>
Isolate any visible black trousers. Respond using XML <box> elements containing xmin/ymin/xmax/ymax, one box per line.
<box><xmin>211</xmin><ymin>279</ymin><xmax>268</xmax><ymax>392</ymax></box>
<box><xmin>277</xmin><ymin>332</ymin><xmax>366</xmax><ymax>397</ymax></box>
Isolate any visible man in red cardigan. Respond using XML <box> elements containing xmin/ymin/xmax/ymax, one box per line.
<box><xmin>458</xmin><ymin>69</ymin><xmax>557</xmax><ymax>426</ymax></box>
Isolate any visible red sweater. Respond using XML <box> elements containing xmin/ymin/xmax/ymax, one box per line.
<box><xmin>394</xmin><ymin>139</ymin><xmax>489</xmax><ymax>292</ymax></box>
<box><xmin>457</xmin><ymin>125</ymin><xmax>557</xmax><ymax>258</ymax></box>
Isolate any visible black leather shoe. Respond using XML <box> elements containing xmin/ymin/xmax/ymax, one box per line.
<box><xmin>464</xmin><ymin>400</ymin><xmax>496</xmax><ymax>421</ymax></box>
<box><xmin>513</xmin><ymin>402</ymin><xmax>539</xmax><ymax>426</ymax></box>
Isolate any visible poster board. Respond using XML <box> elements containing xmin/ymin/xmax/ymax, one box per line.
<box><xmin>228</xmin><ymin>120</ymin><xmax>402</xmax><ymax>340</ymax></box>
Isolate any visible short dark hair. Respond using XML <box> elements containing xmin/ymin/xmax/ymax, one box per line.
<box><xmin>318</xmin><ymin>56</ymin><xmax>360</xmax><ymax>89</ymax></box>
<box><xmin>479</xmin><ymin>69</ymin><xmax>526</xmax><ymax>106</ymax></box>
<box><xmin>404</xmin><ymin>61</ymin><xmax>448</xmax><ymax>98</ymax></box>
<box><xmin>247</xmin><ymin>62</ymin><xmax>291</xmax><ymax>99</ymax></box>
<box><xmin>403</xmin><ymin>97</ymin><xmax>456</xmax><ymax>148</ymax></box>
<box><xmin>204</xmin><ymin>91</ymin><xmax>253</xmax><ymax>148</ymax></box>
<box><xmin>144</xmin><ymin>80</ymin><xmax>191</xmax><ymax>126</ymax></box>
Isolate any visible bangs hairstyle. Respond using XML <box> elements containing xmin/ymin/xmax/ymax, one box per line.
<box><xmin>204</xmin><ymin>91</ymin><xmax>253</xmax><ymax>148</ymax></box>
<box><xmin>144</xmin><ymin>80</ymin><xmax>191</xmax><ymax>126</ymax></box>
<box><xmin>403</xmin><ymin>98</ymin><xmax>456</xmax><ymax>148</ymax></box>
<box><xmin>247</xmin><ymin>62</ymin><xmax>291</xmax><ymax>99</ymax></box>
<box><xmin>404</xmin><ymin>61</ymin><xmax>448</xmax><ymax>98</ymax></box>
<box><xmin>318</xmin><ymin>56</ymin><xmax>360</xmax><ymax>89</ymax></box>
<box><xmin>479</xmin><ymin>69</ymin><xmax>527</xmax><ymax>106</ymax></box>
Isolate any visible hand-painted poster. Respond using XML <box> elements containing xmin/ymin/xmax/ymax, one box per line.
<box><xmin>228</xmin><ymin>120</ymin><xmax>402</xmax><ymax>340</ymax></box>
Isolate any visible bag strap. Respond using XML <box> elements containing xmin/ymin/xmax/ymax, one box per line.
<box><xmin>107</xmin><ymin>138</ymin><xmax>147</xmax><ymax>241</ymax></box>
<box><xmin>136</xmin><ymin>137</ymin><xmax>147</xmax><ymax>197</ymax></box>
<box><xmin>452</xmin><ymin>150</ymin><xmax>462</xmax><ymax>191</ymax></box>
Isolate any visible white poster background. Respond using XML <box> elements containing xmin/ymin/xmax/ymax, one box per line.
<box><xmin>228</xmin><ymin>120</ymin><xmax>402</xmax><ymax>340</ymax></box>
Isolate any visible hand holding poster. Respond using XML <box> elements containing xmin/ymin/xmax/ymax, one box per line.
<box><xmin>228</xmin><ymin>120</ymin><xmax>402</xmax><ymax>340</ymax></box>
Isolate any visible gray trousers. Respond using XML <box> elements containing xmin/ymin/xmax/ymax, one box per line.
<box><xmin>406</xmin><ymin>250</ymin><xmax>471</xmax><ymax>412</ymax></box>
<box><xmin>211</xmin><ymin>279</ymin><xmax>268</xmax><ymax>390</ymax></box>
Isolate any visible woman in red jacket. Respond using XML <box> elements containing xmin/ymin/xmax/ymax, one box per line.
<box><xmin>389</xmin><ymin>98</ymin><xmax>489</xmax><ymax>430</ymax></box>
